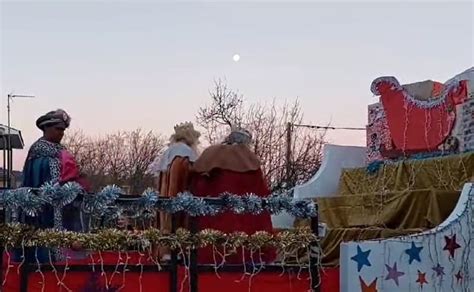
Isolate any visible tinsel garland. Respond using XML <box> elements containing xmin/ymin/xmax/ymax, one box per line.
<box><xmin>366</xmin><ymin>150</ymin><xmax>474</xmax><ymax>174</ymax></box>
<box><xmin>3</xmin><ymin>182</ymin><xmax>83</xmax><ymax>217</ymax></box>
<box><xmin>0</xmin><ymin>223</ymin><xmax>317</xmax><ymax>252</ymax></box>
<box><xmin>0</xmin><ymin>183</ymin><xmax>317</xmax><ymax>220</ymax></box>
<box><xmin>370</xmin><ymin>76</ymin><xmax>462</xmax><ymax>109</ymax></box>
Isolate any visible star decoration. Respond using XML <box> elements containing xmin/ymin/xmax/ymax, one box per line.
<box><xmin>416</xmin><ymin>270</ymin><xmax>428</xmax><ymax>288</ymax></box>
<box><xmin>455</xmin><ymin>271</ymin><xmax>463</xmax><ymax>283</ymax></box>
<box><xmin>443</xmin><ymin>234</ymin><xmax>461</xmax><ymax>258</ymax></box>
<box><xmin>359</xmin><ymin>276</ymin><xmax>378</xmax><ymax>292</ymax></box>
<box><xmin>385</xmin><ymin>262</ymin><xmax>404</xmax><ymax>286</ymax></box>
<box><xmin>405</xmin><ymin>242</ymin><xmax>423</xmax><ymax>264</ymax></box>
<box><xmin>351</xmin><ymin>245</ymin><xmax>372</xmax><ymax>272</ymax></box>
<box><xmin>432</xmin><ymin>264</ymin><xmax>445</xmax><ymax>277</ymax></box>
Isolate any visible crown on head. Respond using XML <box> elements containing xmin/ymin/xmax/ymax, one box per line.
<box><xmin>174</xmin><ymin>121</ymin><xmax>194</xmax><ymax>132</ymax></box>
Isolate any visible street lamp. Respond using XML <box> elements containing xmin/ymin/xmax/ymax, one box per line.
<box><xmin>5</xmin><ymin>93</ymin><xmax>35</xmax><ymax>188</ymax></box>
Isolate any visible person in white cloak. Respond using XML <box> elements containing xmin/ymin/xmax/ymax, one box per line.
<box><xmin>147</xmin><ymin>122</ymin><xmax>200</xmax><ymax>261</ymax></box>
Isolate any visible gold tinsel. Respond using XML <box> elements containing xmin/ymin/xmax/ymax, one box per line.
<box><xmin>0</xmin><ymin>223</ymin><xmax>318</xmax><ymax>252</ymax></box>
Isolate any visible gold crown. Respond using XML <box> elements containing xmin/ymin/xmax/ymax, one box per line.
<box><xmin>174</xmin><ymin>121</ymin><xmax>194</xmax><ymax>132</ymax></box>
<box><xmin>172</xmin><ymin>122</ymin><xmax>201</xmax><ymax>140</ymax></box>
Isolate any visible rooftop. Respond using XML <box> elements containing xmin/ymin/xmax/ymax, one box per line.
<box><xmin>0</xmin><ymin>124</ymin><xmax>24</xmax><ymax>150</ymax></box>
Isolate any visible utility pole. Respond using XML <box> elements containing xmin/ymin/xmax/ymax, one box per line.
<box><xmin>285</xmin><ymin>122</ymin><xmax>365</xmax><ymax>190</ymax></box>
<box><xmin>285</xmin><ymin>122</ymin><xmax>292</xmax><ymax>188</ymax></box>
<box><xmin>6</xmin><ymin>93</ymin><xmax>34</xmax><ymax>188</ymax></box>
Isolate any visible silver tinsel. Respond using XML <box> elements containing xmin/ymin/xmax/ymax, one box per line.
<box><xmin>0</xmin><ymin>184</ymin><xmax>318</xmax><ymax>223</ymax></box>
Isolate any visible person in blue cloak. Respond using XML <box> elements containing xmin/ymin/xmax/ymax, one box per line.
<box><xmin>15</xmin><ymin>109</ymin><xmax>90</xmax><ymax>263</ymax></box>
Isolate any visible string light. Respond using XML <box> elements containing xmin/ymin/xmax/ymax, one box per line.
<box><xmin>334</xmin><ymin>74</ymin><xmax>473</xmax><ymax>291</ymax></box>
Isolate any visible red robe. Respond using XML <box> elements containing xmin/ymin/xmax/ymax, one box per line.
<box><xmin>59</xmin><ymin>149</ymin><xmax>90</xmax><ymax>191</ymax></box>
<box><xmin>191</xmin><ymin>167</ymin><xmax>276</xmax><ymax>264</ymax></box>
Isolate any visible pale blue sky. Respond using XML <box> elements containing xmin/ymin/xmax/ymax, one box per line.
<box><xmin>1</xmin><ymin>1</ymin><xmax>473</xmax><ymax>169</ymax></box>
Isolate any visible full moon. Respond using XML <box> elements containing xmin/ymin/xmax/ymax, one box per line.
<box><xmin>233</xmin><ymin>54</ymin><xmax>240</xmax><ymax>62</ymax></box>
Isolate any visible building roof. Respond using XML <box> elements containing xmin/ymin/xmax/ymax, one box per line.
<box><xmin>0</xmin><ymin>124</ymin><xmax>24</xmax><ymax>149</ymax></box>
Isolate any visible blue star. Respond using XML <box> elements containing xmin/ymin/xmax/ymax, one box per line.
<box><xmin>351</xmin><ymin>245</ymin><xmax>372</xmax><ymax>272</ymax></box>
<box><xmin>405</xmin><ymin>242</ymin><xmax>423</xmax><ymax>264</ymax></box>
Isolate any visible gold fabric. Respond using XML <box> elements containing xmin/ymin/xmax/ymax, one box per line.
<box><xmin>288</xmin><ymin>221</ymin><xmax>423</xmax><ymax>266</ymax></box>
<box><xmin>321</xmin><ymin>228</ymin><xmax>423</xmax><ymax>266</ymax></box>
<box><xmin>157</xmin><ymin>156</ymin><xmax>191</xmax><ymax>258</ymax></box>
<box><xmin>317</xmin><ymin>189</ymin><xmax>460</xmax><ymax>229</ymax></box>
<box><xmin>159</xmin><ymin>156</ymin><xmax>191</xmax><ymax>231</ymax></box>
<box><xmin>294</xmin><ymin>188</ymin><xmax>458</xmax><ymax>265</ymax></box>
<box><xmin>338</xmin><ymin>152</ymin><xmax>474</xmax><ymax>195</ymax></box>
<box><xmin>293</xmin><ymin>153</ymin><xmax>474</xmax><ymax>266</ymax></box>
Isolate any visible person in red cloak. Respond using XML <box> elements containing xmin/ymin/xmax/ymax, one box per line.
<box><xmin>190</xmin><ymin>128</ymin><xmax>276</xmax><ymax>264</ymax></box>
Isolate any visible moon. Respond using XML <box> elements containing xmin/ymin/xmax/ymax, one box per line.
<box><xmin>233</xmin><ymin>54</ymin><xmax>240</xmax><ymax>62</ymax></box>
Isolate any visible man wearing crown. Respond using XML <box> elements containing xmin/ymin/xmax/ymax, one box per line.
<box><xmin>148</xmin><ymin>122</ymin><xmax>201</xmax><ymax>261</ymax></box>
<box><xmin>190</xmin><ymin>127</ymin><xmax>276</xmax><ymax>264</ymax></box>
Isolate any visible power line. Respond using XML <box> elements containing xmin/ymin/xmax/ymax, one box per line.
<box><xmin>292</xmin><ymin>123</ymin><xmax>365</xmax><ymax>131</ymax></box>
<box><xmin>284</xmin><ymin>122</ymin><xmax>365</xmax><ymax>187</ymax></box>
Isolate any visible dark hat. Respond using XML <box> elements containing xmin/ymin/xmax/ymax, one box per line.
<box><xmin>36</xmin><ymin>109</ymin><xmax>71</xmax><ymax>130</ymax></box>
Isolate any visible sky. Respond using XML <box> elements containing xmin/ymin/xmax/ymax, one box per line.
<box><xmin>1</xmin><ymin>1</ymin><xmax>473</xmax><ymax>170</ymax></box>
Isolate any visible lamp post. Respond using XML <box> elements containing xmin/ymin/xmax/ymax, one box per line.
<box><xmin>6</xmin><ymin>93</ymin><xmax>34</xmax><ymax>188</ymax></box>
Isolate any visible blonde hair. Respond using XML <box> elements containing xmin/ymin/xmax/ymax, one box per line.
<box><xmin>170</xmin><ymin>122</ymin><xmax>201</xmax><ymax>147</ymax></box>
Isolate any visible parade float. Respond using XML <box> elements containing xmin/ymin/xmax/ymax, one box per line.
<box><xmin>1</xmin><ymin>67</ymin><xmax>473</xmax><ymax>292</ymax></box>
<box><xmin>338</xmin><ymin>67</ymin><xmax>474</xmax><ymax>292</ymax></box>
<box><xmin>274</xmin><ymin>67</ymin><xmax>474</xmax><ymax>291</ymax></box>
<box><xmin>0</xmin><ymin>183</ymin><xmax>323</xmax><ymax>292</ymax></box>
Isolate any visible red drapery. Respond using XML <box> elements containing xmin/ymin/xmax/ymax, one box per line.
<box><xmin>2</xmin><ymin>252</ymin><xmax>339</xmax><ymax>292</ymax></box>
<box><xmin>191</xmin><ymin>169</ymin><xmax>277</xmax><ymax>264</ymax></box>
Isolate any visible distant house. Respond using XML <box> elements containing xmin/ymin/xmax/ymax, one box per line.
<box><xmin>0</xmin><ymin>124</ymin><xmax>25</xmax><ymax>190</ymax></box>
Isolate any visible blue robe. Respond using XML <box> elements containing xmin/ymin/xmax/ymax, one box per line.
<box><xmin>14</xmin><ymin>138</ymin><xmax>84</xmax><ymax>263</ymax></box>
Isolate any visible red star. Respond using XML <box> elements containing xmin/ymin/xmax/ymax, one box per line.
<box><xmin>443</xmin><ymin>234</ymin><xmax>461</xmax><ymax>258</ymax></box>
<box><xmin>359</xmin><ymin>276</ymin><xmax>378</xmax><ymax>292</ymax></box>
<box><xmin>455</xmin><ymin>271</ymin><xmax>463</xmax><ymax>283</ymax></box>
<box><xmin>416</xmin><ymin>270</ymin><xmax>428</xmax><ymax>288</ymax></box>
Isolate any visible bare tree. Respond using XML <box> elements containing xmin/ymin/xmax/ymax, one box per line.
<box><xmin>197</xmin><ymin>81</ymin><xmax>326</xmax><ymax>192</ymax></box>
<box><xmin>123</xmin><ymin>130</ymin><xmax>165</xmax><ymax>194</ymax></box>
<box><xmin>197</xmin><ymin>79</ymin><xmax>244</xmax><ymax>144</ymax></box>
<box><xmin>63</xmin><ymin>129</ymin><xmax>165</xmax><ymax>194</ymax></box>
